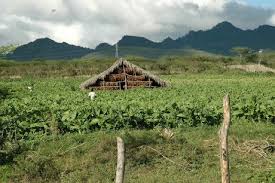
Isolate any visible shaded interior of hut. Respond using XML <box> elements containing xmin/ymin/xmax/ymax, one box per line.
<box><xmin>94</xmin><ymin>66</ymin><xmax>155</xmax><ymax>90</ymax></box>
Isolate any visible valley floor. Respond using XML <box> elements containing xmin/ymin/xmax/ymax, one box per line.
<box><xmin>0</xmin><ymin>73</ymin><xmax>274</xmax><ymax>182</ymax></box>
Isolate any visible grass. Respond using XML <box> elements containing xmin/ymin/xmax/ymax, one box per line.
<box><xmin>0</xmin><ymin>121</ymin><xmax>274</xmax><ymax>183</ymax></box>
<box><xmin>2</xmin><ymin>53</ymin><xmax>274</xmax><ymax>78</ymax></box>
<box><xmin>1</xmin><ymin>48</ymin><xmax>275</xmax><ymax>78</ymax></box>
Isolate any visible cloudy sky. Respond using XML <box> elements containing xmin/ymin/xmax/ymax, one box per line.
<box><xmin>1</xmin><ymin>0</ymin><xmax>275</xmax><ymax>48</ymax></box>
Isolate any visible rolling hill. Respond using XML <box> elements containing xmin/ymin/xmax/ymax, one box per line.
<box><xmin>7</xmin><ymin>38</ymin><xmax>93</xmax><ymax>60</ymax></box>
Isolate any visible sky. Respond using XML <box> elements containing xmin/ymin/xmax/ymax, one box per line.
<box><xmin>247</xmin><ymin>0</ymin><xmax>275</xmax><ymax>8</ymax></box>
<box><xmin>1</xmin><ymin>0</ymin><xmax>275</xmax><ymax>48</ymax></box>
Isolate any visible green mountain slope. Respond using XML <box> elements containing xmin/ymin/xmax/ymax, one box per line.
<box><xmin>85</xmin><ymin>46</ymin><xmax>216</xmax><ymax>59</ymax></box>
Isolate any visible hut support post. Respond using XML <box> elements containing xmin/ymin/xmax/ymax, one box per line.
<box><xmin>219</xmin><ymin>95</ymin><xmax>231</xmax><ymax>183</ymax></box>
<box><xmin>123</xmin><ymin>63</ymin><xmax>127</xmax><ymax>90</ymax></box>
<box><xmin>115</xmin><ymin>137</ymin><xmax>125</xmax><ymax>183</ymax></box>
<box><xmin>119</xmin><ymin>81</ymin><xmax>121</xmax><ymax>90</ymax></box>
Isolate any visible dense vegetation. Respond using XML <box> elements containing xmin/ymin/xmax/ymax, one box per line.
<box><xmin>1</xmin><ymin>74</ymin><xmax>274</xmax><ymax>138</ymax></box>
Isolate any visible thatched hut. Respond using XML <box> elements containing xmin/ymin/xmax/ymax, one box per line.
<box><xmin>80</xmin><ymin>59</ymin><xmax>168</xmax><ymax>90</ymax></box>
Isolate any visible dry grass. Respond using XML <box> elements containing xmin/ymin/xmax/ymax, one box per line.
<box><xmin>228</xmin><ymin>64</ymin><xmax>275</xmax><ymax>73</ymax></box>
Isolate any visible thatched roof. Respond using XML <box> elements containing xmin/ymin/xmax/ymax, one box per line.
<box><xmin>80</xmin><ymin>59</ymin><xmax>168</xmax><ymax>89</ymax></box>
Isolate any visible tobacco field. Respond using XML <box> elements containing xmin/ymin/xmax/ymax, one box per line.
<box><xmin>1</xmin><ymin>74</ymin><xmax>274</xmax><ymax>141</ymax></box>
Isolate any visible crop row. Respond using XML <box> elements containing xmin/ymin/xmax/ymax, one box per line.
<box><xmin>1</xmin><ymin>93</ymin><xmax>274</xmax><ymax>141</ymax></box>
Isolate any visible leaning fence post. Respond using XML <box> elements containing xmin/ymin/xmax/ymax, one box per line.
<box><xmin>219</xmin><ymin>95</ymin><xmax>231</xmax><ymax>183</ymax></box>
<box><xmin>115</xmin><ymin>137</ymin><xmax>125</xmax><ymax>183</ymax></box>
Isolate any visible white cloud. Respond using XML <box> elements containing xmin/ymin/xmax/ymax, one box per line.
<box><xmin>0</xmin><ymin>0</ymin><xmax>274</xmax><ymax>47</ymax></box>
<box><xmin>269</xmin><ymin>14</ymin><xmax>275</xmax><ymax>25</ymax></box>
<box><xmin>50</xmin><ymin>23</ymin><xmax>83</xmax><ymax>45</ymax></box>
<box><xmin>0</xmin><ymin>24</ymin><xmax>8</xmax><ymax>30</ymax></box>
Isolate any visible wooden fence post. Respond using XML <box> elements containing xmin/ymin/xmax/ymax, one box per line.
<box><xmin>219</xmin><ymin>95</ymin><xmax>231</xmax><ymax>183</ymax></box>
<box><xmin>115</xmin><ymin>137</ymin><xmax>125</xmax><ymax>183</ymax></box>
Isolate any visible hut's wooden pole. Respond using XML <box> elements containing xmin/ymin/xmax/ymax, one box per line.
<box><xmin>219</xmin><ymin>95</ymin><xmax>231</xmax><ymax>183</ymax></box>
<box><xmin>115</xmin><ymin>137</ymin><xmax>125</xmax><ymax>183</ymax></box>
<box><xmin>123</xmin><ymin>62</ymin><xmax>127</xmax><ymax>90</ymax></box>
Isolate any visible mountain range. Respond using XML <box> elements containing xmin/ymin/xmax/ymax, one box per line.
<box><xmin>6</xmin><ymin>21</ymin><xmax>275</xmax><ymax>60</ymax></box>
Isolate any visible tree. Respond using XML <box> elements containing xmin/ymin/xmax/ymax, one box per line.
<box><xmin>231</xmin><ymin>47</ymin><xmax>259</xmax><ymax>63</ymax></box>
<box><xmin>245</xmin><ymin>52</ymin><xmax>258</xmax><ymax>63</ymax></box>
<box><xmin>0</xmin><ymin>45</ymin><xmax>17</xmax><ymax>57</ymax></box>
